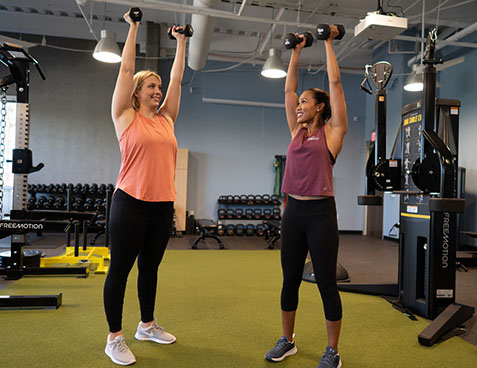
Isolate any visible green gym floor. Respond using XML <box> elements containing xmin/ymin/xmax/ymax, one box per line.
<box><xmin>1</xmin><ymin>233</ymin><xmax>476</xmax><ymax>367</ymax></box>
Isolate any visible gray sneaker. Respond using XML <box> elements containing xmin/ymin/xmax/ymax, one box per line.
<box><xmin>134</xmin><ymin>320</ymin><xmax>176</xmax><ymax>344</ymax></box>
<box><xmin>105</xmin><ymin>335</ymin><xmax>136</xmax><ymax>366</ymax></box>
<box><xmin>317</xmin><ymin>346</ymin><xmax>342</xmax><ymax>368</ymax></box>
<box><xmin>265</xmin><ymin>335</ymin><xmax>297</xmax><ymax>362</ymax></box>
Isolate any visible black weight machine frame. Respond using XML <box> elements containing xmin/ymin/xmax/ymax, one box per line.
<box><xmin>338</xmin><ymin>60</ymin><xmax>401</xmax><ymax>297</ymax></box>
<box><xmin>0</xmin><ymin>42</ymin><xmax>89</xmax><ymax>309</ymax></box>
<box><xmin>342</xmin><ymin>30</ymin><xmax>473</xmax><ymax>346</ymax></box>
<box><xmin>399</xmin><ymin>30</ymin><xmax>473</xmax><ymax>346</ymax></box>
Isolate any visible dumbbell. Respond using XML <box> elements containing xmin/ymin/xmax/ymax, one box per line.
<box><xmin>283</xmin><ymin>31</ymin><xmax>314</xmax><ymax>49</ymax></box>
<box><xmin>27</xmin><ymin>196</ymin><xmax>37</xmax><ymax>210</ymax></box>
<box><xmin>37</xmin><ymin>196</ymin><xmax>47</xmax><ymax>208</ymax></box>
<box><xmin>98</xmin><ymin>184</ymin><xmax>106</xmax><ymax>195</ymax></box>
<box><xmin>245</xmin><ymin>224</ymin><xmax>255</xmax><ymax>236</ymax></box>
<box><xmin>54</xmin><ymin>197</ymin><xmax>66</xmax><ymax>210</ymax></box>
<box><xmin>81</xmin><ymin>184</ymin><xmax>90</xmax><ymax>195</ymax></box>
<box><xmin>315</xmin><ymin>24</ymin><xmax>345</xmax><ymax>40</ymax></box>
<box><xmin>245</xmin><ymin>208</ymin><xmax>254</xmax><ymax>219</ymax></box>
<box><xmin>235</xmin><ymin>208</ymin><xmax>244</xmax><ymax>219</ymax></box>
<box><xmin>73</xmin><ymin>183</ymin><xmax>82</xmax><ymax>194</ymax></box>
<box><xmin>226</xmin><ymin>224</ymin><xmax>235</xmax><ymax>236</ymax></box>
<box><xmin>129</xmin><ymin>7</ymin><xmax>143</xmax><ymax>23</ymax></box>
<box><xmin>217</xmin><ymin>224</ymin><xmax>226</xmax><ymax>236</ymax></box>
<box><xmin>72</xmin><ymin>197</ymin><xmax>84</xmax><ymax>211</ymax></box>
<box><xmin>167</xmin><ymin>24</ymin><xmax>194</xmax><ymax>40</ymax></box>
<box><xmin>89</xmin><ymin>183</ymin><xmax>98</xmax><ymax>195</ymax></box>
<box><xmin>226</xmin><ymin>208</ymin><xmax>235</xmax><ymax>219</ymax></box>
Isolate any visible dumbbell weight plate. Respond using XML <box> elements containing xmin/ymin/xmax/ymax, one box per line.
<box><xmin>129</xmin><ymin>7</ymin><xmax>143</xmax><ymax>22</ymax></box>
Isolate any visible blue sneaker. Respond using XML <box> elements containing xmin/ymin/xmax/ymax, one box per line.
<box><xmin>265</xmin><ymin>335</ymin><xmax>297</xmax><ymax>362</ymax></box>
<box><xmin>317</xmin><ymin>346</ymin><xmax>342</xmax><ymax>368</ymax></box>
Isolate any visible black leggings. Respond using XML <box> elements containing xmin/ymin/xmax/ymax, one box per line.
<box><xmin>280</xmin><ymin>196</ymin><xmax>342</xmax><ymax>322</ymax></box>
<box><xmin>103</xmin><ymin>189</ymin><xmax>174</xmax><ymax>333</ymax></box>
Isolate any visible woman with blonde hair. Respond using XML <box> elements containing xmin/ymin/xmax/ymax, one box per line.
<box><xmin>103</xmin><ymin>8</ymin><xmax>187</xmax><ymax>365</ymax></box>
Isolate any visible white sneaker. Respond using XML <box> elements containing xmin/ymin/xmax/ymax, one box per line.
<box><xmin>105</xmin><ymin>334</ymin><xmax>136</xmax><ymax>366</ymax></box>
<box><xmin>134</xmin><ymin>320</ymin><xmax>176</xmax><ymax>344</ymax></box>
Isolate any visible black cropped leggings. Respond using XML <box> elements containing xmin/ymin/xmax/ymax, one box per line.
<box><xmin>280</xmin><ymin>196</ymin><xmax>342</xmax><ymax>322</ymax></box>
<box><xmin>103</xmin><ymin>189</ymin><xmax>174</xmax><ymax>333</ymax></box>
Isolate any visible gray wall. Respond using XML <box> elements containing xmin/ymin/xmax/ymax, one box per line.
<box><xmin>18</xmin><ymin>38</ymin><xmax>367</xmax><ymax>230</ymax></box>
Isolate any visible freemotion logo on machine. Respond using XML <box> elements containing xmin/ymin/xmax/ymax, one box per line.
<box><xmin>0</xmin><ymin>221</ymin><xmax>44</xmax><ymax>230</ymax></box>
<box><xmin>442</xmin><ymin>212</ymin><xmax>450</xmax><ymax>269</ymax></box>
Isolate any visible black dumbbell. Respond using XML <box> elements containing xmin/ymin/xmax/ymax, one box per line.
<box><xmin>73</xmin><ymin>183</ymin><xmax>82</xmax><ymax>194</ymax></box>
<box><xmin>81</xmin><ymin>184</ymin><xmax>90</xmax><ymax>195</ymax></box>
<box><xmin>98</xmin><ymin>184</ymin><xmax>106</xmax><ymax>195</ymax></box>
<box><xmin>167</xmin><ymin>24</ymin><xmax>194</xmax><ymax>40</ymax></box>
<box><xmin>89</xmin><ymin>183</ymin><xmax>98</xmax><ymax>195</ymax></box>
<box><xmin>245</xmin><ymin>208</ymin><xmax>254</xmax><ymax>219</ymax></box>
<box><xmin>315</xmin><ymin>24</ymin><xmax>345</xmax><ymax>40</ymax></box>
<box><xmin>129</xmin><ymin>7</ymin><xmax>143</xmax><ymax>23</ymax></box>
<box><xmin>256</xmin><ymin>224</ymin><xmax>266</xmax><ymax>236</ymax></box>
<box><xmin>283</xmin><ymin>31</ymin><xmax>314</xmax><ymax>49</ymax></box>
<box><xmin>235</xmin><ymin>224</ymin><xmax>245</xmax><ymax>236</ymax></box>
<box><xmin>37</xmin><ymin>195</ymin><xmax>47</xmax><ymax>208</ymax></box>
<box><xmin>226</xmin><ymin>224</ymin><xmax>235</xmax><ymax>236</ymax></box>
<box><xmin>245</xmin><ymin>224</ymin><xmax>255</xmax><ymax>236</ymax></box>
<box><xmin>262</xmin><ymin>194</ymin><xmax>271</xmax><ymax>204</ymax></box>
<box><xmin>54</xmin><ymin>197</ymin><xmax>66</xmax><ymax>210</ymax></box>
<box><xmin>235</xmin><ymin>208</ymin><xmax>244</xmax><ymax>219</ymax></box>
<box><xmin>27</xmin><ymin>196</ymin><xmax>37</xmax><ymax>210</ymax></box>
<box><xmin>217</xmin><ymin>224</ymin><xmax>226</xmax><ymax>236</ymax></box>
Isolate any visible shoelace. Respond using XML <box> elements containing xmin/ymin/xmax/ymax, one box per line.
<box><xmin>275</xmin><ymin>337</ymin><xmax>291</xmax><ymax>349</ymax></box>
<box><xmin>321</xmin><ymin>351</ymin><xmax>338</xmax><ymax>366</ymax></box>
<box><xmin>150</xmin><ymin>322</ymin><xmax>165</xmax><ymax>334</ymax></box>
<box><xmin>115</xmin><ymin>337</ymin><xmax>130</xmax><ymax>353</ymax></box>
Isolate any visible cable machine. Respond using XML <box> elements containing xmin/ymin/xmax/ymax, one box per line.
<box><xmin>0</xmin><ymin>42</ymin><xmax>89</xmax><ymax>309</ymax></box>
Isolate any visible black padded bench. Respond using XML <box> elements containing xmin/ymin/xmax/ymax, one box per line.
<box><xmin>192</xmin><ymin>219</ymin><xmax>225</xmax><ymax>249</ymax></box>
<box><xmin>263</xmin><ymin>220</ymin><xmax>281</xmax><ymax>249</ymax></box>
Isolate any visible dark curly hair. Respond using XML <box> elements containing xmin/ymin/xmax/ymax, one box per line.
<box><xmin>305</xmin><ymin>88</ymin><xmax>331</xmax><ymax>122</ymax></box>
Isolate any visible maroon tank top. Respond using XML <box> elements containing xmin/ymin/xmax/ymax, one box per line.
<box><xmin>281</xmin><ymin>126</ymin><xmax>335</xmax><ymax>197</ymax></box>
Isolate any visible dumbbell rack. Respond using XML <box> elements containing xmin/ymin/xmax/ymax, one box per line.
<box><xmin>26</xmin><ymin>183</ymin><xmax>114</xmax><ymax>274</ymax></box>
<box><xmin>216</xmin><ymin>195</ymin><xmax>281</xmax><ymax>237</ymax></box>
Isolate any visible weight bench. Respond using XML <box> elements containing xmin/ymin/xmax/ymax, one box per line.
<box><xmin>192</xmin><ymin>219</ymin><xmax>225</xmax><ymax>249</ymax></box>
<box><xmin>263</xmin><ymin>220</ymin><xmax>281</xmax><ymax>249</ymax></box>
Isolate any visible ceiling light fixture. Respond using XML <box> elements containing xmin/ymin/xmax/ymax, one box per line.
<box><xmin>93</xmin><ymin>30</ymin><xmax>122</xmax><ymax>63</ymax></box>
<box><xmin>261</xmin><ymin>48</ymin><xmax>287</xmax><ymax>79</ymax></box>
<box><xmin>403</xmin><ymin>63</ymin><xmax>424</xmax><ymax>92</ymax></box>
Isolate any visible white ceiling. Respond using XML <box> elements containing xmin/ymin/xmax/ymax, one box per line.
<box><xmin>0</xmin><ymin>0</ymin><xmax>476</xmax><ymax>72</ymax></box>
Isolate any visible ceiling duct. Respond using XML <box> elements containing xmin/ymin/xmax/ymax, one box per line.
<box><xmin>188</xmin><ymin>0</ymin><xmax>219</xmax><ymax>71</ymax></box>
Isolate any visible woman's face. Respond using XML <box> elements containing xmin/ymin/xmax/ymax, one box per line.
<box><xmin>135</xmin><ymin>75</ymin><xmax>162</xmax><ymax>109</ymax></box>
<box><xmin>296</xmin><ymin>90</ymin><xmax>319</xmax><ymax>124</ymax></box>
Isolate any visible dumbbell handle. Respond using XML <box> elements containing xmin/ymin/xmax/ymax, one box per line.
<box><xmin>167</xmin><ymin>24</ymin><xmax>194</xmax><ymax>40</ymax></box>
<box><xmin>129</xmin><ymin>7</ymin><xmax>142</xmax><ymax>22</ymax></box>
